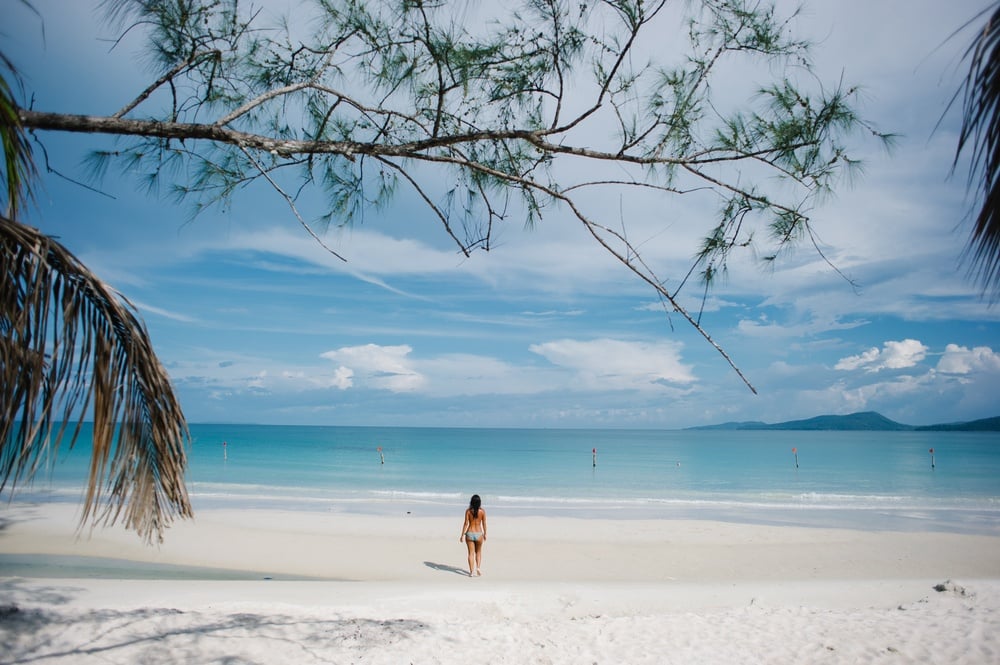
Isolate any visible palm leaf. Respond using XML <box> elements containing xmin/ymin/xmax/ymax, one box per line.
<box><xmin>956</xmin><ymin>2</ymin><xmax>1000</xmax><ymax>301</ymax></box>
<box><xmin>0</xmin><ymin>214</ymin><xmax>192</xmax><ymax>543</ymax></box>
<box><xmin>0</xmin><ymin>49</ymin><xmax>37</xmax><ymax>218</ymax></box>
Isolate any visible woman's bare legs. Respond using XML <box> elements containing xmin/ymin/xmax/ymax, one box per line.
<box><xmin>465</xmin><ymin>538</ymin><xmax>476</xmax><ymax>576</ymax></box>
<box><xmin>473</xmin><ymin>540</ymin><xmax>483</xmax><ymax>576</ymax></box>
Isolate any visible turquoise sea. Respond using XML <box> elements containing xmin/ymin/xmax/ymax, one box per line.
<box><xmin>10</xmin><ymin>424</ymin><xmax>1000</xmax><ymax>535</ymax></box>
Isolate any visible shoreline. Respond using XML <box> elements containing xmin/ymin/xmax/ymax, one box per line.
<box><xmin>11</xmin><ymin>487</ymin><xmax>1000</xmax><ymax>537</ymax></box>
<box><xmin>3</xmin><ymin>502</ymin><xmax>1000</xmax><ymax>583</ymax></box>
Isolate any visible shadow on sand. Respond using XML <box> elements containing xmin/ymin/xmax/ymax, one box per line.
<box><xmin>422</xmin><ymin>561</ymin><xmax>469</xmax><ymax>577</ymax></box>
<box><xmin>0</xmin><ymin>578</ymin><xmax>431</xmax><ymax>664</ymax></box>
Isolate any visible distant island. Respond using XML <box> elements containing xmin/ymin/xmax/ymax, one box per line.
<box><xmin>686</xmin><ymin>411</ymin><xmax>1000</xmax><ymax>432</ymax></box>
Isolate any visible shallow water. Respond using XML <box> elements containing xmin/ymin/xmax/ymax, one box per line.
<box><xmin>13</xmin><ymin>424</ymin><xmax>1000</xmax><ymax>534</ymax></box>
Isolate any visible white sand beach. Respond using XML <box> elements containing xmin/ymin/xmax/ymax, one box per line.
<box><xmin>2</xmin><ymin>502</ymin><xmax>999</xmax><ymax>663</ymax></box>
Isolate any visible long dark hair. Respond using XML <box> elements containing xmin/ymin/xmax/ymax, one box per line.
<box><xmin>469</xmin><ymin>494</ymin><xmax>481</xmax><ymax>518</ymax></box>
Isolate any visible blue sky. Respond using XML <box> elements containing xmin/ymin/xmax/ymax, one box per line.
<box><xmin>7</xmin><ymin>0</ymin><xmax>1000</xmax><ymax>428</ymax></box>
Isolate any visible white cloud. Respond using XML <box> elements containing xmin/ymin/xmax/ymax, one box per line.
<box><xmin>877</xmin><ymin>340</ymin><xmax>930</xmax><ymax>369</ymax></box>
<box><xmin>320</xmin><ymin>344</ymin><xmax>426</xmax><ymax>392</ymax></box>
<box><xmin>529</xmin><ymin>338</ymin><xmax>695</xmax><ymax>390</ymax></box>
<box><xmin>329</xmin><ymin>366</ymin><xmax>355</xmax><ymax>389</ymax></box>
<box><xmin>936</xmin><ymin>344</ymin><xmax>1000</xmax><ymax>375</ymax></box>
<box><xmin>835</xmin><ymin>339</ymin><xmax>928</xmax><ymax>372</ymax></box>
<box><xmin>837</xmin><ymin>373</ymin><xmax>930</xmax><ymax>406</ymax></box>
<box><xmin>415</xmin><ymin>353</ymin><xmax>555</xmax><ymax>396</ymax></box>
<box><xmin>834</xmin><ymin>347</ymin><xmax>881</xmax><ymax>371</ymax></box>
<box><xmin>279</xmin><ymin>367</ymin><xmax>355</xmax><ymax>390</ymax></box>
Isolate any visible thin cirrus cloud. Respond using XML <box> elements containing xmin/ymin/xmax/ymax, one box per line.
<box><xmin>180</xmin><ymin>224</ymin><xmax>627</xmax><ymax>300</ymax></box>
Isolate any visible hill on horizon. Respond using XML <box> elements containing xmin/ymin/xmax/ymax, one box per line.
<box><xmin>686</xmin><ymin>411</ymin><xmax>1000</xmax><ymax>432</ymax></box>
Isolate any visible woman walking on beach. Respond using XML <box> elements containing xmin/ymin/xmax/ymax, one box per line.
<box><xmin>460</xmin><ymin>494</ymin><xmax>487</xmax><ymax>576</ymax></box>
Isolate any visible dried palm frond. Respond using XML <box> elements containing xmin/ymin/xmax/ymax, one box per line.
<box><xmin>955</xmin><ymin>2</ymin><xmax>1000</xmax><ymax>301</ymax></box>
<box><xmin>0</xmin><ymin>214</ymin><xmax>192</xmax><ymax>543</ymax></box>
<box><xmin>1</xmin><ymin>49</ymin><xmax>36</xmax><ymax>218</ymax></box>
